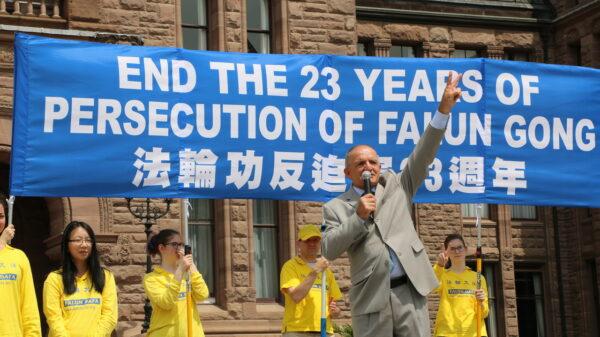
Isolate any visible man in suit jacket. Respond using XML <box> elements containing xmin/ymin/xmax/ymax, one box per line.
<box><xmin>321</xmin><ymin>73</ymin><xmax>463</xmax><ymax>337</ymax></box>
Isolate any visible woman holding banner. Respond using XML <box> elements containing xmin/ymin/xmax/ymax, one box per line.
<box><xmin>433</xmin><ymin>234</ymin><xmax>488</xmax><ymax>337</ymax></box>
<box><xmin>43</xmin><ymin>221</ymin><xmax>118</xmax><ymax>337</ymax></box>
<box><xmin>144</xmin><ymin>229</ymin><xmax>209</xmax><ymax>337</ymax></box>
<box><xmin>0</xmin><ymin>196</ymin><xmax>42</xmax><ymax>337</ymax></box>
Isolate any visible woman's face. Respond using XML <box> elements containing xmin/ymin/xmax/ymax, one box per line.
<box><xmin>68</xmin><ymin>226</ymin><xmax>92</xmax><ymax>264</ymax></box>
<box><xmin>446</xmin><ymin>238</ymin><xmax>466</xmax><ymax>262</ymax></box>
<box><xmin>0</xmin><ymin>205</ymin><xmax>5</xmax><ymax>233</ymax></box>
<box><xmin>159</xmin><ymin>234</ymin><xmax>183</xmax><ymax>265</ymax></box>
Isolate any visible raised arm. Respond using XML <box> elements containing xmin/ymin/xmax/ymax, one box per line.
<box><xmin>144</xmin><ymin>274</ymin><xmax>180</xmax><ymax>311</ymax></box>
<box><xmin>399</xmin><ymin>72</ymin><xmax>462</xmax><ymax>198</ymax></box>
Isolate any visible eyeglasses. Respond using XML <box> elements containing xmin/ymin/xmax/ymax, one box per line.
<box><xmin>448</xmin><ymin>245</ymin><xmax>465</xmax><ymax>253</ymax></box>
<box><xmin>165</xmin><ymin>242</ymin><xmax>184</xmax><ymax>249</ymax></box>
<box><xmin>68</xmin><ymin>238</ymin><xmax>93</xmax><ymax>245</ymax></box>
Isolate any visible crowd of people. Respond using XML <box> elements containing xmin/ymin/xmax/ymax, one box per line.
<box><xmin>0</xmin><ymin>200</ymin><xmax>488</xmax><ymax>337</ymax></box>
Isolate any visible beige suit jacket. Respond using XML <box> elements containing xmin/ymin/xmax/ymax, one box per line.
<box><xmin>322</xmin><ymin>124</ymin><xmax>444</xmax><ymax>316</ymax></box>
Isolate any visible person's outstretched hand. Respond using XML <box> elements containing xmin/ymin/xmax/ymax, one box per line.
<box><xmin>438</xmin><ymin>72</ymin><xmax>463</xmax><ymax>114</ymax></box>
<box><xmin>0</xmin><ymin>224</ymin><xmax>15</xmax><ymax>245</ymax></box>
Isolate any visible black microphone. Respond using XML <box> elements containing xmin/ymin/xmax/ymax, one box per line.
<box><xmin>361</xmin><ymin>171</ymin><xmax>374</xmax><ymax>222</ymax></box>
<box><xmin>361</xmin><ymin>171</ymin><xmax>372</xmax><ymax>196</ymax></box>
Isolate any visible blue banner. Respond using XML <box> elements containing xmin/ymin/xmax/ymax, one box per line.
<box><xmin>9</xmin><ymin>33</ymin><xmax>600</xmax><ymax>207</ymax></box>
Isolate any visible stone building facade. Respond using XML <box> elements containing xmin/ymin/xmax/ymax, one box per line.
<box><xmin>0</xmin><ymin>0</ymin><xmax>599</xmax><ymax>336</ymax></box>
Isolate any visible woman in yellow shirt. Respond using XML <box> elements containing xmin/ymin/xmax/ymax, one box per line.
<box><xmin>144</xmin><ymin>229</ymin><xmax>209</xmax><ymax>337</ymax></box>
<box><xmin>433</xmin><ymin>234</ymin><xmax>489</xmax><ymax>337</ymax></box>
<box><xmin>0</xmin><ymin>196</ymin><xmax>42</xmax><ymax>337</ymax></box>
<box><xmin>43</xmin><ymin>221</ymin><xmax>118</xmax><ymax>337</ymax></box>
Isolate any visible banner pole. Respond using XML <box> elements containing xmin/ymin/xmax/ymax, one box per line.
<box><xmin>320</xmin><ymin>223</ymin><xmax>327</xmax><ymax>337</ymax></box>
<box><xmin>321</xmin><ymin>270</ymin><xmax>327</xmax><ymax>337</ymax></box>
<box><xmin>475</xmin><ymin>203</ymin><xmax>483</xmax><ymax>337</ymax></box>
<box><xmin>6</xmin><ymin>196</ymin><xmax>15</xmax><ymax>245</ymax></box>
<box><xmin>183</xmin><ymin>199</ymin><xmax>194</xmax><ymax>337</ymax></box>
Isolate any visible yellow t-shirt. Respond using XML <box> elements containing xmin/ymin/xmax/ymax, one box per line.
<box><xmin>433</xmin><ymin>264</ymin><xmax>489</xmax><ymax>337</ymax></box>
<box><xmin>144</xmin><ymin>267</ymin><xmax>209</xmax><ymax>337</ymax></box>
<box><xmin>280</xmin><ymin>256</ymin><xmax>343</xmax><ymax>334</ymax></box>
<box><xmin>43</xmin><ymin>269</ymin><xmax>118</xmax><ymax>337</ymax></box>
<box><xmin>0</xmin><ymin>245</ymin><xmax>41</xmax><ymax>337</ymax></box>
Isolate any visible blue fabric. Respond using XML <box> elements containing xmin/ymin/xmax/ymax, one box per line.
<box><xmin>9</xmin><ymin>33</ymin><xmax>600</xmax><ymax>207</ymax></box>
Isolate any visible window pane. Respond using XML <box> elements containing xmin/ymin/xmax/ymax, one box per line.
<box><xmin>390</xmin><ymin>45</ymin><xmax>415</xmax><ymax>58</ymax></box>
<box><xmin>189</xmin><ymin>223</ymin><xmax>214</xmax><ymax>296</ymax></box>
<box><xmin>570</xmin><ymin>45</ymin><xmax>582</xmax><ymax>66</ymax></box>
<box><xmin>190</xmin><ymin>199</ymin><xmax>213</xmax><ymax>221</ymax></box>
<box><xmin>247</xmin><ymin>32</ymin><xmax>270</xmax><ymax>54</ymax></box>
<box><xmin>533</xmin><ymin>275</ymin><xmax>545</xmax><ymax>337</ymax></box>
<box><xmin>452</xmin><ymin>49</ymin><xmax>479</xmax><ymax>58</ymax></box>
<box><xmin>511</xmin><ymin>205</ymin><xmax>536</xmax><ymax>220</ymax></box>
<box><xmin>484</xmin><ymin>266</ymin><xmax>498</xmax><ymax>337</ymax></box>
<box><xmin>183</xmin><ymin>27</ymin><xmax>208</xmax><ymax>50</ymax></box>
<box><xmin>465</xmin><ymin>50</ymin><xmax>478</xmax><ymax>58</ymax></box>
<box><xmin>253</xmin><ymin>227</ymin><xmax>279</xmax><ymax>299</ymax></box>
<box><xmin>357</xmin><ymin>42</ymin><xmax>366</xmax><ymax>56</ymax></box>
<box><xmin>461</xmin><ymin>204</ymin><xmax>489</xmax><ymax>218</ymax></box>
<box><xmin>253</xmin><ymin>200</ymin><xmax>277</xmax><ymax>226</ymax></box>
<box><xmin>181</xmin><ymin>0</ymin><xmax>207</xmax><ymax>26</ymax></box>
<box><xmin>515</xmin><ymin>272</ymin><xmax>546</xmax><ymax>337</ymax></box>
<box><xmin>247</xmin><ymin>0</ymin><xmax>269</xmax><ymax>30</ymax></box>
<box><xmin>506</xmin><ymin>52</ymin><xmax>529</xmax><ymax>61</ymax></box>
<box><xmin>452</xmin><ymin>49</ymin><xmax>464</xmax><ymax>58</ymax></box>
<box><xmin>188</xmin><ymin>199</ymin><xmax>214</xmax><ymax>298</ymax></box>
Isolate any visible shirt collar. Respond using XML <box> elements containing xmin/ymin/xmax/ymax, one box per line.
<box><xmin>154</xmin><ymin>266</ymin><xmax>170</xmax><ymax>276</ymax></box>
<box><xmin>75</xmin><ymin>271</ymin><xmax>90</xmax><ymax>281</ymax></box>
<box><xmin>0</xmin><ymin>245</ymin><xmax>14</xmax><ymax>255</ymax></box>
<box><xmin>352</xmin><ymin>185</ymin><xmax>374</xmax><ymax>195</ymax></box>
<box><xmin>293</xmin><ymin>256</ymin><xmax>306</xmax><ymax>265</ymax></box>
<box><xmin>294</xmin><ymin>255</ymin><xmax>318</xmax><ymax>266</ymax></box>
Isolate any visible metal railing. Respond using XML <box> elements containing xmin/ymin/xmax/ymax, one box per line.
<box><xmin>0</xmin><ymin>0</ymin><xmax>62</xmax><ymax>19</ymax></box>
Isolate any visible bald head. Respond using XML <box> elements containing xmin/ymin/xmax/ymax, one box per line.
<box><xmin>345</xmin><ymin>145</ymin><xmax>378</xmax><ymax>168</ymax></box>
<box><xmin>344</xmin><ymin>145</ymin><xmax>381</xmax><ymax>189</ymax></box>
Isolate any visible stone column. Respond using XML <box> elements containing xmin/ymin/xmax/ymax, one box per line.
<box><xmin>225</xmin><ymin>0</ymin><xmax>244</xmax><ymax>52</ymax></box>
<box><xmin>487</xmin><ymin>45</ymin><xmax>504</xmax><ymax>60</ymax></box>
<box><xmin>373</xmin><ymin>37</ymin><xmax>391</xmax><ymax>57</ymax></box>
<box><xmin>422</xmin><ymin>41</ymin><xmax>431</xmax><ymax>58</ymax></box>
<box><xmin>227</xmin><ymin>199</ymin><xmax>253</xmax><ymax>318</ymax></box>
<box><xmin>497</xmin><ymin>205</ymin><xmax>519</xmax><ymax>337</ymax></box>
<box><xmin>209</xmin><ymin>0</ymin><xmax>226</xmax><ymax>51</ymax></box>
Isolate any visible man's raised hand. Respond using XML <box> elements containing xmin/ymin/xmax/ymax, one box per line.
<box><xmin>438</xmin><ymin>72</ymin><xmax>463</xmax><ymax>114</ymax></box>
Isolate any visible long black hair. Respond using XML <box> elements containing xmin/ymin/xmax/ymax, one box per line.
<box><xmin>60</xmin><ymin>221</ymin><xmax>105</xmax><ymax>295</ymax></box>
<box><xmin>147</xmin><ymin>229</ymin><xmax>180</xmax><ymax>257</ymax></box>
<box><xmin>443</xmin><ymin>233</ymin><xmax>467</xmax><ymax>269</ymax></box>
<box><xmin>0</xmin><ymin>194</ymin><xmax>7</xmax><ymax>235</ymax></box>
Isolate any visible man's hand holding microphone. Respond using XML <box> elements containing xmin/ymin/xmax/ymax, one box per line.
<box><xmin>357</xmin><ymin>171</ymin><xmax>376</xmax><ymax>221</ymax></box>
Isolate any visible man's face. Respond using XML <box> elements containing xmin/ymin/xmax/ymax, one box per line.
<box><xmin>298</xmin><ymin>236</ymin><xmax>321</xmax><ymax>257</ymax></box>
<box><xmin>344</xmin><ymin>146</ymin><xmax>381</xmax><ymax>190</ymax></box>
